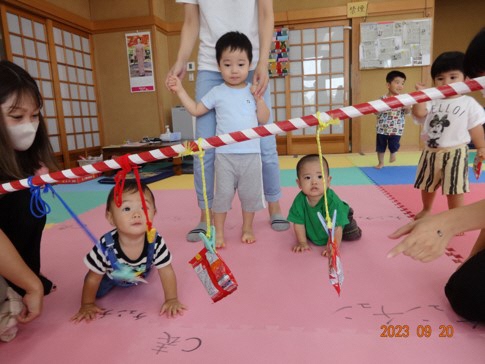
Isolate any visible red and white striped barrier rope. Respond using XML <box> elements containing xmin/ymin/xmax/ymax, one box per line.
<box><xmin>1</xmin><ymin>77</ymin><xmax>484</xmax><ymax>194</ymax></box>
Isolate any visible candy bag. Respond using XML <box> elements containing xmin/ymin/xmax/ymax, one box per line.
<box><xmin>327</xmin><ymin>237</ymin><xmax>344</xmax><ymax>296</ymax></box>
<box><xmin>473</xmin><ymin>154</ymin><xmax>482</xmax><ymax>180</ymax></box>
<box><xmin>318</xmin><ymin>210</ymin><xmax>344</xmax><ymax>296</ymax></box>
<box><xmin>189</xmin><ymin>247</ymin><xmax>238</xmax><ymax>303</ymax></box>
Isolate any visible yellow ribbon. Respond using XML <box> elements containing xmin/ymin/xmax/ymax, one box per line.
<box><xmin>147</xmin><ymin>228</ymin><xmax>156</xmax><ymax>244</ymax></box>
<box><xmin>178</xmin><ymin>140</ymin><xmax>196</xmax><ymax>157</ymax></box>
<box><xmin>197</xmin><ymin>139</ymin><xmax>211</xmax><ymax>239</ymax></box>
<box><xmin>176</xmin><ymin>139</ymin><xmax>212</xmax><ymax>239</ymax></box>
<box><xmin>315</xmin><ymin>112</ymin><xmax>341</xmax><ymax>229</ymax></box>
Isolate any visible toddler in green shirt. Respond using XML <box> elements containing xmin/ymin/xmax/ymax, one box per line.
<box><xmin>287</xmin><ymin>154</ymin><xmax>361</xmax><ymax>256</ymax></box>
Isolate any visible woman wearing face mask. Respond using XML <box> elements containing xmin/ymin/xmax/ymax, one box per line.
<box><xmin>0</xmin><ymin>60</ymin><xmax>58</xmax><ymax>340</ymax></box>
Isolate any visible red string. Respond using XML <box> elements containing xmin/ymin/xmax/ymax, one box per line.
<box><xmin>113</xmin><ymin>155</ymin><xmax>132</xmax><ymax>208</ymax></box>
<box><xmin>113</xmin><ymin>154</ymin><xmax>152</xmax><ymax>231</ymax></box>
<box><xmin>132</xmin><ymin>167</ymin><xmax>153</xmax><ymax>232</ymax></box>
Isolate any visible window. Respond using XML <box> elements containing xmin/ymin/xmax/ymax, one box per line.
<box><xmin>6</xmin><ymin>12</ymin><xmax>62</xmax><ymax>152</ymax></box>
<box><xmin>3</xmin><ymin>8</ymin><xmax>102</xmax><ymax>167</ymax></box>
<box><xmin>53</xmin><ymin>26</ymin><xmax>100</xmax><ymax>152</ymax></box>
<box><xmin>270</xmin><ymin>24</ymin><xmax>349</xmax><ymax>138</ymax></box>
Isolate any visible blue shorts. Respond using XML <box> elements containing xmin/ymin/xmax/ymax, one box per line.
<box><xmin>376</xmin><ymin>134</ymin><xmax>401</xmax><ymax>153</ymax></box>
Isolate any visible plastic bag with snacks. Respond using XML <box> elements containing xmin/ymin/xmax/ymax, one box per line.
<box><xmin>189</xmin><ymin>247</ymin><xmax>238</xmax><ymax>303</ymax></box>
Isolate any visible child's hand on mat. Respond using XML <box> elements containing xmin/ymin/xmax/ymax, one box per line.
<box><xmin>322</xmin><ymin>244</ymin><xmax>333</xmax><ymax>257</ymax></box>
<box><xmin>322</xmin><ymin>241</ymin><xmax>340</xmax><ymax>257</ymax></box>
<box><xmin>387</xmin><ymin>218</ymin><xmax>451</xmax><ymax>262</ymax></box>
<box><xmin>71</xmin><ymin>303</ymin><xmax>105</xmax><ymax>323</ymax></box>
<box><xmin>292</xmin><ymin>242</ymin><xmax>310</xmax><ymax>253</ymax></box>
<box><xmin>160</xmin><ymin>298</ymin><xmax>187</xmax><ymax>318</ymax></box>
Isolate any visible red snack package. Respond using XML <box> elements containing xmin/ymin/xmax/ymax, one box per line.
<box><xmin>473</xmin><ymin>154</ymin><xmax>482</xmax><ymax>180</ymax></box>
<box><xmin>189</xmin><ymin>247</ymin><xmax>238</xmax><ymax>303</ymax></box>
<box><xmin>327</xmin><ymin>236</ymin><xmax>344</xmax><ymax>296</ymax></box>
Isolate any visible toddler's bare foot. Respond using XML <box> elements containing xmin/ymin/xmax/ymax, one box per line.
<box><xmin>389</xmin><ymin>154</ymin><xmax>396</xmax><ymax>163</ymax></box>
<box><xmin>374</xmin><ymin>163</ymin><xmax>384</xmax><ymax>169</ymax></box>
<box><xmin>241</xmin><ymin>230</ymin><xmax>256</xmax><ymax>244</ymax></box>
<box><xmin>414</xmin><ymin>210</ymin><xmax>430</xmax><ymax>220</ymax></box>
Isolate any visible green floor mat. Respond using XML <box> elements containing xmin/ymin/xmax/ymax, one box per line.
<box><xmin>280</xmin><ymin>167</ymin><xmax>373</xmax><ymax>187</ymax></box>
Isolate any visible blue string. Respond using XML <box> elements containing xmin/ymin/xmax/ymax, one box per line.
<box><xmin>27</xmin><ymin>178</ymin><xmax>138</xmax><ymax>282</ymax></box>
<box><xmin>28</xmin><ymin>177</ymin><xmax>51</xmax><ymax>218</ymax></box>
<box><xmin>28</xmin><ymin>178</ymin><xmax>102</xmax><ymax>251</ymax></box>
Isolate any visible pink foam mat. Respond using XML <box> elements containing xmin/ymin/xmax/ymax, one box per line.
<box><xmin>380</xmin><ymin>184</ymin><xmax>485</xmax><ymax>261</ymax></box>
<box><xmin>3</xmin><ymin>186</ymin><xmax>485</xmax><ymax>363</ymax></box>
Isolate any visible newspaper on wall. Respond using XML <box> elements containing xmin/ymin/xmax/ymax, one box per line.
<box><xmin>359</xmin><ymin>19</ymin><xmax>432</xmax><ymax>70</ymax></box>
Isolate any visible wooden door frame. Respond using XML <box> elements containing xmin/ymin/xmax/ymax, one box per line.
<box><xmin>275</xmin><ymin>19</ymin><xmax>351</xmax><ymax>156</ymax></box>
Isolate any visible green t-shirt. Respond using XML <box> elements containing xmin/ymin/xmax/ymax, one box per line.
<box><xmin>287</xmin><ymin>189</ymin><xmax>350</xmax><ymax>246</ymax></box>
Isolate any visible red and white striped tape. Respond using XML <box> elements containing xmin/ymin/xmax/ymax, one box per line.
<box><xmin>1</xmin><ymin>77</ymin><xmax>484</xmax><ymax>194</ymax></box>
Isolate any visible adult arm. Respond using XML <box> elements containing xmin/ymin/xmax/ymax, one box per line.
<box><xmin>0</xmin><ymin>229</ymin><xmax>43</xmax><ymax>323</ymax></box>
<box><xmin>388</xmin><ymin>200</ymin><xmax>485</xmax><ymax>262</ymax></box>
<box><xmin>165</xmin><ymin>3</ymin><xmax>200</xmax><ymax>88</ymax></box>
<box><xmin>252</xmin><ymin>0</ymin><xmax>274</xmax><ymax>98</ymax></box>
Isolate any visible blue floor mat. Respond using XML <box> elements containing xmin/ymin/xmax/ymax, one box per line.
<box><xmin>360</xmin><ymin>166</ymin><xmax>417</xmax><ymax>185</ymax></box>
<box><xmin>360</xmin><ymin>165</ymin><xmax>485</xmax><ymax>186</ymax></box>
<box><xmin>53</xmin><ymin>178</ymin><xmax>112</xmax><ymax>192</ymax></box>
<box><xmin>44</xmin><ymin>190</ymin><xmax>108</xmax><ymax>224</ymax></box>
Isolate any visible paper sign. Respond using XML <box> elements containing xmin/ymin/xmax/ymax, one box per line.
<box><xmin>347</xmin><ymin>1</ymin><xmax>368</xmax><ymax>18</ymax></box>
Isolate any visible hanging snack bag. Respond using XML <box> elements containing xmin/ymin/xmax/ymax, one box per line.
<box><xmin>189</xmin><ymin>247</ymin><xmax>238</xmax><ymax>303</ymax></box>
<box><xmin>473</xmin><ymin>154</ymin><xmax>482</xmax><ymax>180</ymax></box>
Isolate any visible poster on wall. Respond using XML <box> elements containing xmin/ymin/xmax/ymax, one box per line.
<box><xmin>359</xmin><ymin>18</ymin><xmax>432</xmax><ymax>70</ymax></box>
<box><xmin>125</xmin><ymin>31</ymin><xmax>155</xmax><ymax>93</ymax></box>
<box><xmin>269</xmin><ymin>27</ymin><xmax>289</xmax><ymax>77</ymax></box>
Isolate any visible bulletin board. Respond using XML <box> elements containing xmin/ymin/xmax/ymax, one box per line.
<box><xmin>359</xmin><ymin>18</ymin><xmax>432</xmax><ymax>70</ymax></box>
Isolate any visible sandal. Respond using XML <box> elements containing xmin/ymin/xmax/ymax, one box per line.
<box><xmin>186</xmin><ymin>222</ymin><xmax>207</xmax><ymax>242</ymax></box>
<box><xmin>270</xmin><ymin>214</ymin><xmax>290</xmax><ymax>232</ymax></box>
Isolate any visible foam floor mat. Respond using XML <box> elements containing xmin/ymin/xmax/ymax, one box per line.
<box><xmin>3</xmin><ymin>186</ymin><xmax>485</xmax><ymax>363</ymax></box>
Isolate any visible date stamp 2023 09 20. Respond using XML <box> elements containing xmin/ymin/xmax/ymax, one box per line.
<box><xmin>380</xmin><ymin>324</ymin><xmax>454</xmax><ymax>338</ymax></box>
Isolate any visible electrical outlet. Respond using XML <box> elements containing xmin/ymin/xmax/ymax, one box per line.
<box><xmin>187</xmin><ymin>62</ymin><xmax>195</xmax><ymax>71</ymax></box>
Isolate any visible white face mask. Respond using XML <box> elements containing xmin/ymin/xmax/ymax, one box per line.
<box><xmin>7</xmin><ymin>121</ymin><xmax>39</xmax><ymax>151</ymax></box>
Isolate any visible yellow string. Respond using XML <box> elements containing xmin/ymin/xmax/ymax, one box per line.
<box><xmin>197</xmin><ymin>138</ymin><xmax>211</xmax><ymax>239</ymax></box>
<box><xmin>315</xmin><ymin>112</ymin><xmax>340</xmax><ymax>229</ymax></box>
<box><xmin>179</xmin><ymin>140</ymin><xmax>195</xmax><ymax>157</ymax></box>
<box><xmin>176</xmin><ymin>139</ymin><xmax>212</xmax><ymax>239</ymax></box>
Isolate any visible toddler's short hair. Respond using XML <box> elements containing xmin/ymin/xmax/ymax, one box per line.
<box><xmin>215</xmin><ymin>31</ymin><xmax>253</xmax><ymax>65</ymax></box>
<box><xmin>386</xmin><ymin>70</ymin><xmax>406</xmax><ymax>83</ymax></box>
<box><xmin>296</xmin><ymin>154</ymin><xmax>330</xmax><ymax>178</ymax></box>
<box><xmin>431</xmin><ymin>51</ymin><xmax>465</xmax><ymax>79</ymax></box>
<box><xmin>464</xmin><ymin>28</ymin><xmax>485</xmax><ymax>78</ymax></box>
<box><xmin>106</xmin><ymin>180</ymin><xmax>156</xmax><ymax>212</ymax></box>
